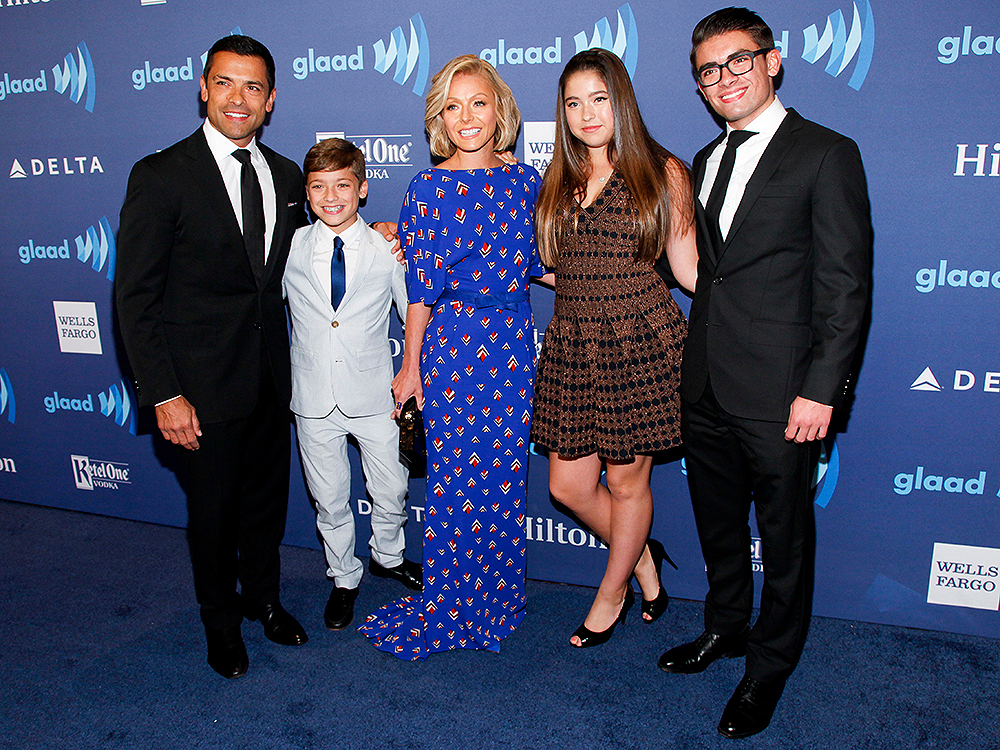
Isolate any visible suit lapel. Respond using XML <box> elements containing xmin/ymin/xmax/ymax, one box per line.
<box><xmin>303</xmin><ymin>223</ymin><xmax>331</xmax><ymax>308</ymax></box>
<box><xmin>718</xmin><ymin>110</ymin><xmax>803</xmax><ymax>264</ymax></box>
<box><xmin>338</xmin><ymin>224</ymin><xmax>376</xmax><ymax>313</ymax></box>
<box><xmin>693</xmin><ymin>132</ymin><xmax>725</xmax><ymax>268</ymax></box>
<box><xmin>185</xmin><ymin>130</ymin><xmax>247</xmax><ymax>252</ymax></box>
<box><xmin>260</xmin><ymin>143</ymin><xmax>287</xmax><ymax>287</ymax></box>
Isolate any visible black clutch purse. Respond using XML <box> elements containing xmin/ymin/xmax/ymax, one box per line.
<box><xmin>397</xmin><ymin>397</ymin><xmax>425</xmax><ymax>455</ymax></box>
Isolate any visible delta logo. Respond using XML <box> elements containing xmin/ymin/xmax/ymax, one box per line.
<box><xmin>910</xmin><ymin>367</ymin><xmax>1000</xmax><ymax>394</ymax></box>
<box><xmin>0</xmin><ymin>367</ymin><xmax>15</xmax><ymax>425</ymax></box>
<box><xmin>17</xmin><ymin>216</ymin><xmax>115</xmax><ymax>280</ymax></box>
<box><xmin>0</xmin><ymin>41</ymin><xmax>96</xmax><ymax>112</ymax></box>
<box><xmin>8</xmin><ymin>155</ymin><xmax>105</xmax><ymax>179</ymax></box>
<box><xmin>479</xmin><ymin>3</ymin><xmax>639</xmax><ymax>78</ymax></box>
<box><xmin>292</xmin><ymin>14</ymin><xmax>430</xmax><ymax>97</ymax></box>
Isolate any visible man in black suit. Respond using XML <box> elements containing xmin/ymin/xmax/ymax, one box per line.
<box><xmin>656</xmin><ymin>7</ymin><xmax>872</xmax><ymax>738</ymax></box>
<box><xmin>117</xmin><ymin>35</ymin><xmax>308</xmax><ymax>679</ymax></box>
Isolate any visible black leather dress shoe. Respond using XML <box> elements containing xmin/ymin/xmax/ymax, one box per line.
<box><xmin>718</xmin><ymin>675</ymin><xmax>785</xmax><ymax>739</ymax></box>
<box><xmin>368</xmin><ymin>558</ymin><xmax>423</xmax><ymax>591</ymax></box>
<box><xmin>324</xmin><ymin>586</ymin><xmax>360</xmax><ymax>630</ymax></box>
<box><xmin>205</xmin><ymin>625</ymin><xmax>248</xmax><ymax>679</ymax></box>
<box><xmin>246</xmin><ymin>602</ymin><xmax>308</xmax><ymax>646</ymax></box>
<box><xmin>657</xmin><ymin>626</ymin><xmax>749</xmax><ymax>674</ymax></box>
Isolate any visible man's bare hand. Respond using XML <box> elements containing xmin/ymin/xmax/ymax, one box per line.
<box><xmin>784</xmin><ymin>396</ymin><xmax>833</xmax><ymax>443</ymax></box>
<box><xmin>156</xmin><ymin>396</ymin><xmax>202</xmax><ymax>450</ymax></box>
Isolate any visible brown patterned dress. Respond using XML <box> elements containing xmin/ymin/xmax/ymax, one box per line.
<box><xmin>531</xmin><ymin>173</ymin><xmax>686</xmax><ymax>461</ymax></box>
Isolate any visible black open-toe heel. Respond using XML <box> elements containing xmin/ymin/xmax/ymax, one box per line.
<box><xmin>570</xmin><ymin>587</ymin><xmax>635</xmax><ymax>648</ymax></box>
<box><xmin>641</xmin><ymin>539</ymin><xmax>677</xmax><ymax>623</ymax></box>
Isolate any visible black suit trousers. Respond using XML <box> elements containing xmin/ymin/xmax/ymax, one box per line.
<box><xmin>681</xmin><ymin>381</ymin><xmax>818</xmax><ymax>683</ymax></box>
<box><xmin>182</xmin><ymin>356</ymin><xmax>291</xmax><ymax>630</ymax></box>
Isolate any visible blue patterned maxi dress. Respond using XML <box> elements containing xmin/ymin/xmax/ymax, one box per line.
<box><xmin>359</xmin><ymin>164</ymin><xmax>544</xmax><ymax>660</ymax></box>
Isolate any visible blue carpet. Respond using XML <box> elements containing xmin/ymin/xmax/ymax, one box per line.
<box><xmin>1</xmin><ymin>498</ymin><xmax>996</xmax><ymax>750</ymax></box>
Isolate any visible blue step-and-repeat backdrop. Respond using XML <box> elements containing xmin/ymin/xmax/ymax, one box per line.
<box><xmin>1</xmin><ymin>0</ymin><xmax>997</xmax><ymax>639</ymax></box>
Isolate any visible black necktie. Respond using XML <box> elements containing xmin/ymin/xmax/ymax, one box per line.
<box><xmin>704</xmin><ymin>129</ymin><xmax>756</xmax><ymax>249</ymax></box>
<box><xmin>232</xmin><ymin>149</ymin><xmax>265</xmax><ymax>282</ymax></box>
<box><xmin>330</xmin><ymin>236</ymin><xmax>346</xmax><ymax>310</ymax></box>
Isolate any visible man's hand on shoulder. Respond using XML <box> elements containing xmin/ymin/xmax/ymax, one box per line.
<box><xmin>155</xmin><ymin>396</ymin><xmax>202</xmax><ymax>450</ymax></box>
<box><xmin>784</xmin><ymin>397</ymin><xmax>833</xmax><ymax>443</ymax></box>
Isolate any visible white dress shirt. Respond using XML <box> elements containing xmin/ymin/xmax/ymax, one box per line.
<box><xmin>698</xmin><ymin>96</ymin><xmax>788</xmax><ymax>241</ymax></box>
<box><xmin>311</xmin><ymin>215</ymin><xmax>366</xmax><ymax>305</ymax></box>
<box><xmin>202</xmin><ymin>118</ymin><xmax>277</xmax><ymax>259</ymax></box>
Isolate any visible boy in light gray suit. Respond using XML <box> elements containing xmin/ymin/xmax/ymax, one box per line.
<box><xmin>284</xmin><ymin>139</ymin><xmax>420</xmax><ymax>631</ymax></box>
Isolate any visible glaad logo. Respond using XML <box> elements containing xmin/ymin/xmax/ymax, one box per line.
<box><xmin>132</xmin><ymin>57</ymin><xmax>193</xmax><ymax>91</ymax></box>
<box><xmin>43</xmin><ymin>380</ymin><xmax>136</xmax><ymax>434</ymax></box>
<box><xmin>8</xmin><ymin>155</ymin><xmax>105</xmax><ymax>179</ymax></box>
<box><xmin>893</xmin><ymin>465</ymin><xmax>987</xmax><ymax>496</ymax></box>
<box><xmin>53</xmin><ymin>42</ymin><xmax>96</xmax><ymax>112</ymax></box>
<box><xmin>18</xmin><ymin>216</ymin><xmax>115</xmax><ymax>280</ymax></box>
<box><xmin>0</xmin><ymin>41</ymin><xmax>95</xmax><ymax>111</ymax></box>
<box><xmin>937</xmin><ymin>26</ymin><xmax>1000</xmax><ymax>64</ymax></box>
<box><xmin>799</xmin><ymin>1</ymin><xmax>875</xmax><ymax>91</ymax></box>
<box><xmin>71</xmin><ymin>454</ymin><xmax>132</xmax><ymax>491</ymax></box>
<box><xmin>293</xmin><ymin>16</ymin><xmax>430</xmax><ymax>97</ymax></box>
<box><xmin>911</xmin><ymin>366</ymin><xmax>1000</xmax><ymax>394</ymax></box>
<box><xmin>479</xmin><ymin>4</ymin><xmax>638</xmax><ymax>78</ymax></box>
<box><xmin>575</xmin><ymin>3</ymin><xmax>638</xmax><ymax>78</ymax></box>
<box><xmin>373</xmin><ymin>13</ymin><xmax>429</xmax><ymax>96</ymax></box>
<box><xmin>813</xmin><ymin>438</ymin><xmax>840</xmax><ymax>508</ymax></box>
<box><xmin>99</xmin><ymin>380</ymin><xmax>136</xmax><ymax>435</ymax></box>
<box><xmin>200</xmin><ymin>27</ymin><xmax>243</xmax><ymax>70</ymax></box>
<box><xmin>0</xmin><ymin>367</ymin><xmax>15</xmax><ymax>424</ymax></box>
<box><xmin>915</xmin><ymin>260</ymin><xmax>1000</xmax><ymax>293</ymax></box>
<box><xmin>953</xmin><ymin>143</ymin><xmax>1000</xmax><ymax>177</ymax></box>
<box><xmin>316</xmin><ymin>131</ymin><xmax>412</xmax><ymax>181</ymax></box>
<box><xmin>927</xmin><ymin>542</ymin><xmax>1000</xmax><ymax>611</ymax></box>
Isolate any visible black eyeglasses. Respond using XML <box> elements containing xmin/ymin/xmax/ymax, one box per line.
<box><xmin>696</xmin><ymin>48</ymin><xmax>773</xmax><ymax>87</ymax></box>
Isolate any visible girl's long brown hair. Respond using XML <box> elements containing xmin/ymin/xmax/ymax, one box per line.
<box><xmin>536</xmin><ymin>48</ymin><xmax>692</xmax><ymax>267</ymax></box>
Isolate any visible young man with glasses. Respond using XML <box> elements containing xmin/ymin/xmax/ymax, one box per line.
<box><xmin>655</xmin><ymin>7</ymin><xmax>872</xmax><ymax>739</ymax></box>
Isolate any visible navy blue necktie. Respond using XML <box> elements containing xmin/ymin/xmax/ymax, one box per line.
<box><xmin>330</xmin><ymin>236</ymin><xmax>346</xmax><ymax>310</ymax></box>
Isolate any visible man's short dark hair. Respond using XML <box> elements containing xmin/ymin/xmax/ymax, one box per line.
<box><xmin>203</xmin><ymin>34</ymin><xmax>276</xmax><ymax>92</ymax></box>
<box><xmin>690</xmin><ymin>7</ymin><xmax>775</xmax><ymax>74</ymax></box>
<box><xmin>303</xmin><ymin>138</ymin><xmax>366</xmax><ymax>185</ymax></box>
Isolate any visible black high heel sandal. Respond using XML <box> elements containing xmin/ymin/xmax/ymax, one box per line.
<box><xmin>641</xmin><ymin>539</ymin><xmax>678</xmax><ymax>623</ymax></box>
<box><xmin>570</xmin><ymin>587</ymin><xmax>635</xmax><ymax>648</ymax></box>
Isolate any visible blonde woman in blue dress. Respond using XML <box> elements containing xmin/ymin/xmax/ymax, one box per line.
<box><xmin>360</xmin><ymin>55</ymin><xmax>552</xmax><ymax>660</ymax></box>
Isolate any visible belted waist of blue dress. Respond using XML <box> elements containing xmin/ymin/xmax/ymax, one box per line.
<box><xmin>440</xmin><ymin>287</ymin><xmax>530</xmax><ymax>311</ymax></box>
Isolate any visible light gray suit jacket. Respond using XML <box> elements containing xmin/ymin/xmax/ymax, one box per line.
<box><xmin>284</xmin><ymin>220</ymin><xmax>407</xmax><ymax>419</ymax></box>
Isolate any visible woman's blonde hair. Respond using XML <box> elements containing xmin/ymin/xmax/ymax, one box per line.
<box><xmin>425</xmin><ymin>54</ymin><xmax>521</xmax><ymax>158</ymax></box>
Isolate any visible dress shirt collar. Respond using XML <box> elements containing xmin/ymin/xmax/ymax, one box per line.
<box><xmin>724</xmin><ymin>96</ymin><xmax>786</xmax><ymax>142</ymax></box>
<box><xmin>202</xmin><ymin>118</ymin><xmax>262</xmax><ymax>167</ymax></box>
<box><xmin>318</xmin><ymin>212</ymin><xmax>365</xmax><ymax>248</ymax></box>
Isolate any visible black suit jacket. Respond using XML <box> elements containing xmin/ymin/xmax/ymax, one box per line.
<box><xmin>116</xmin><ymin>128</ymin><xmax>307</xmax><ymax>424</ymax></box>
<box><xmin>673</xmin><ymin>109</ymin><xmax>871</xmax><ymax>422</ymax></box>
